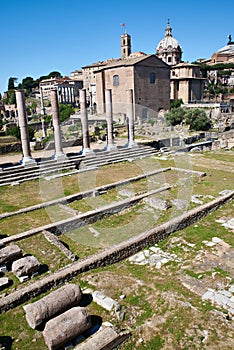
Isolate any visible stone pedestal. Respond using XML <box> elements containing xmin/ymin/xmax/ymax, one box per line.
<box><xmin>79</xmin><ymin>89</ymin><xmax>94</xmax><ymax>156</ymax></box>
<box><xmin>15</xmin><ymin>90</ymin><xmax>37</xmax><ymax>167</ymax></box>
<box><xmin>105</xmin><ymin>89</ymin><xmax>117</xmax><ymax>151</ymax></box>
<box><xmin>50</xmin><ymin>89</ymin><xmax>66</xmax><ymax>161</ymax></box>
<box><xmin>126</xmin><ymin>89</ymin><xmax>137</xmax><ymax>148</ymax></box>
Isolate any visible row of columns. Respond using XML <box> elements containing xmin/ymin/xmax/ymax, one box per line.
<box><xmin>15</xmin><ymin>88</ymin><xmax>136</xmax><ymax>167</ymax></box>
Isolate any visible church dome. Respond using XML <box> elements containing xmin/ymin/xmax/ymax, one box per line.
<box><xmin>156</xmin><ymin>21</ymin><xmax>182</xmax><ymax>66</ymax></box>
<box><xmin>217</xmin><ymin>44</ymin><xmax>234</xmax><ymax>54</ymax></box>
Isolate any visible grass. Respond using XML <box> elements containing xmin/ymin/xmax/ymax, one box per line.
<box><xmin>0</xmin><ymin>152</ymin><xmax>233</xmax><ymax>349</ymax></box>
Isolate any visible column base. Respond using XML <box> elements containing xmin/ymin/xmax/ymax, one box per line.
<box><xmin>126</xmin><ymin>141</ymin><xmax>139</xmax><ymax>149</ymax></box>
<box><xmin>82</xmin><ymin>148</ymin><xmax>95</xmax><ymax>156</ymax></box>
<box><xmin>105</xmin><ymin>144</ymin><xmax>118</xmax><ymax>152</ymax></box>
<box><xmin>54</xmin><ymin>153</ymin><xmax>67</xmax><ymax>161</ymax></box>
<box><xmin>22</xmin><ymin>157</ymin><xmax>37</xmax><ymax>168</ymax></box>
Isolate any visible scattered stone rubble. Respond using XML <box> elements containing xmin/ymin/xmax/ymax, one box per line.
<box><xmin>92</xmin><ymin>290</ymin><xmax>125</xmax><ymax>321</ymax></box>
<box><xmin>12</xmin><ymin>255</ymin><xmax>40</xmax><ymax>278</ymax></box>
<box><xmin>92</xmin><ymin>290</ymin><xmax>119</xmax><ymax>311</ymax></box>
<box><xmin>0</xmin><ymin>277</ymin><xmax>9</xmax><ymax>290</ymax></box>
<box><xmin>0</xmin><ymin>244</ymin><xmax>22</xmax><ymax>266</ymax></box>
<box><xmin>202</xmin><ymin>286</ymin><xmax>234</xmax><ymax>315</ymax></box>
<box><xmin>216</xmin><ymin>218</ymin><xmax>234</xmax><ymax>231</ymax></box>
<box><xmin>191</xmin><ymin>194</ymin><xmax>214</xmax><ymax>205</ymax></box>
<box><xmin>144</xmin><ymin>197</ymin><xmax>172</xmax><ymax>211</ymax></box>
<box><xmin>129</xmin><ymin>244</ymin><xmax>182</xmax><ymax>269</ymax></box>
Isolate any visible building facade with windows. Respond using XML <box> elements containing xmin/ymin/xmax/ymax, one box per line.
<box><xmin>95</xmin><ymin>54</ymin><xmax>170</xmax><ymax>120</ymax></box>
<box><xmin>39</xmin><ymin>77</ymin><xmax>82</xmax><ymax>105</ymax></box>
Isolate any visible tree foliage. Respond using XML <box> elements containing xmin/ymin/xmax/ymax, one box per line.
<box><xmin>6</xmin><ymin>125</ymin><xmax>35</xmax><ymax>140</ymax></box>
<box><xmin>184</xmin><ymin>108</ymin><xmax>211</xmax><ymax>131</ymax></box>
<box><xmin>165</xmin><ymin>107</ymin><xmax>211</xmax><ymax>131</ymax></box>
<box><xmin>164</xmin><ymin>107</ymin><xmax>186</xmax><ymax>126</ymax></box>
<box><xmin>59</xmin><ymin>103</ymin><xmax>74</xmax><ymax>122</ymax></box>
<box><xmin>8</xmin><ymin>77</ymin><xmax>17</xmax><ymax>90</ymax></box>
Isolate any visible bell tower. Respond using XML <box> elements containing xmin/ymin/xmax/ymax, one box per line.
<box><xmin>121</xmin><ymin>32</ymin><xmax>131</xmax><ymax>59</ymax></box>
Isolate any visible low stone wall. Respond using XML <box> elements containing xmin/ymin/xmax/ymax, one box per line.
<box><xmin>0</xmin><ymin>190</ymin><xmax>233</xmax><ymax>313</ymax></box>
<box><xmin>0</xmin><ymin>142</ymin><xmax>21</xmax><ymax>155</ymax></box>
<box><xmin>1</xmin><ymin>186</ymin><xmax>171</xmax><ymax>244</ymax></box>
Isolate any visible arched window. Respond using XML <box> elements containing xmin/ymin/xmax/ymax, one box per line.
<box><xmin>150</xmin><ymin>72</ymin><xmax>156</xmax><ymax>84</ymax></box>
<box><xmin>113</xmin><ymin>75</ymin><xmax>119</xmax><ymax>86</ymax></box>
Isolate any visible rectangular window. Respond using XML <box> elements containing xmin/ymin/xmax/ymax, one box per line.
<box><xmin>113</xmin><ymin>75</ymin><xmax>119</xmax><ymax>86</ymax></box>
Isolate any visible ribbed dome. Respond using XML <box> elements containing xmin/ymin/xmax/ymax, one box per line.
<box><xmin>217</xmin><ymin>44</ymin><xmax>234</xmax><ymax>54</ymax></box>
<box><xmin>156</xmin><ymin>21</ymin><xmax>182</xmax><ymax>65</ymax></box>
<box><xmin>156</xmin><ymin>36</ymin><xmax>180</xmax><ymax>52</ymax></box>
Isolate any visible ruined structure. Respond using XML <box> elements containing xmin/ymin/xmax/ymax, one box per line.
<box><xmin>42</xmin><ymin>306</ymin><xmax>91</xmax><ymax>350</ymax></box>
<box><xmin>24</xmin><ymin>283</ymin><xmax>82</xmax><ymax>329</ymax></box>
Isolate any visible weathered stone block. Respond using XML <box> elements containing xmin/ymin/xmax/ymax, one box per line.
<box><xmin>12</xmin><ymin>256</ymin><xmax>40</xmax><ymax>277</ymax></box>
<box><xmin>0</xmin><ymin>277</ymin><xmax>10</xmax><ymax>290</ymax></box>
<box><xmin>0</xmin><ymin>244</ymin><xmax>22</xmax><ymax>265</ymax></box>
<box><xmin>92</xmin><ymin>290</ymin><xmax>119</xmax><ymax>312</ymax></box>
<box><xmin>43</xmin><ymin>306</ymin><xmax>91</xmax><ymax>350</ymax></box>
<box><xmin>24</xmin><ymin>283</ymin><xmax>82</xmax><ymax>329</ymax></box>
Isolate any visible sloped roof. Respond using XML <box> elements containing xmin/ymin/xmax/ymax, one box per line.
<box><xmin>94</xmin><ymin>54</ymin><xmax>169</xmax><ymax>73</ymax></box>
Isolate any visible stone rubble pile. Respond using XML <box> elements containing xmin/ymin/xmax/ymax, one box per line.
<box><xmin>128</xmin><ymin>244</ymin><xmax>182</xmax><ymax>269</ymax></box>
<box><xmin>202</xmin><ymin>285</ymin><xmax>234</xmax><ymax>315</ymax></box>
<box><xmin>216</xmin><ymin>218</ymin><xmax>234</xmax><ymax>231</ymax></box>
<box><xmin>0</xmin><ymin>244</ymin><xmax>41</xmax><ymax>287</ymax></box>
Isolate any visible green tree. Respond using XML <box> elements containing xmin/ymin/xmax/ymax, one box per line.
<box><xmin>170</xmin><ymin>99</ymin><xmax>183</xmax><ymax>109</ymax></box>
<box><xmin>6</xmin><ymin>125</ymin><xmax>35</xmax><ymax>141</ymax></box>
<box><xmin>18</xmin><ymin>77</ymin><xmax>38</xmax><ymax>95</ymax></box>
<box><xmin>6</xmin><ymin>125</ymin><xmax>21</xmax><ymax>139</ymax></box>
<box><xmin>164</xmin><ymin>107</ymin><xmax>186</xmax><ymax>126</ymax></box>
<box><xmin>8</xmin><ymin>77</ymin><xmax>17</xmax><ymax>90</ymax></box>
<box><xmin>184</xmin><ymin>108</ymin><xmax>211</xmax><ymax>131</ymax></box>
<box><xmin>59</xmin><ymin>103</ymin><xmax>74</xmax><ymax>122</ymax></box>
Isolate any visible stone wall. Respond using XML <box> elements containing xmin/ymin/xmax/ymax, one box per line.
<box><xmin>0</xmin><ymin>190</ymin><xmax>233</xmax><ymax>313</ymax></box>
<box><xmin>0</xmin><ymin>142</ymin><xmax>21</xmax><ymax>155</ymax></box>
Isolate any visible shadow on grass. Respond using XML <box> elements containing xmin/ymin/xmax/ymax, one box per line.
<box><xmin>0</xmin><ymin>336</ymin><xmax>13</xmax><ymax>350</ymax></box>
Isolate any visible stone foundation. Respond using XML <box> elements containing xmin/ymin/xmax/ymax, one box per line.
<box><xmin>0</xmin><ymin>190</ymin><xmax>233</xmax><ymax>313</ymax></box>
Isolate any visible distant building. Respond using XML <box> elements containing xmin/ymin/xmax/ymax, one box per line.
<box><xmin>156</xmin><ymin>21</ymin><xmax>205</xmax><ymax>103</ymax></box>
<box><xmin>39</xmin><ymin>77</ymin><xmax>82</xmax><ymax>105</ymax></box>
<box><xmin>170</xmin><ymin>63</ymin><xmax>205</xmax><ymax>103</ymax></box>
<box><xmin>197</xmin><ymin>35</ymin><xmax>234</xmax><ymax>65</ymax></box>
<box><xmin>210</xmin><ymin>35</ymin><xmax>234</xmax><ymax>64</ymax></box>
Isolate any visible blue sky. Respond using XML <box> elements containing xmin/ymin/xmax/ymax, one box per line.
<box><xmin>1</xmin><ymin>0</ymin><xmax>233</xmax><ymax>94</ymax></box>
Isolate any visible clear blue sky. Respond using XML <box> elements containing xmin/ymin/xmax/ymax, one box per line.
<box><xmin>1</xmin><ymin>0</ymin><xmax>233</xmax><ymax>94</ymax></box>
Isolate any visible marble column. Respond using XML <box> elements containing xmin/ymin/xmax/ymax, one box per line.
<box><xmin>50</xmin><ymin>89</ymin><xmax>66</xmax><ymax>160</ymax></box>
<box><xmin>15</xmin><ymin>90</ymin><xmax>36</xmax><ymax>167</ymax></box>
<box><xmin>79</xmin><ymin>89</ymin><xmax>93</xmax><ymax>155</ymax></box>
<box><xmin>105</xmin><ymin>89</ymin><xmax>117</xmax><ymax>151</ymax></box>
<box><xmin>126</xmin><ymin>89</ymin><xmax>137</xmax><ymax>148</ymax></box>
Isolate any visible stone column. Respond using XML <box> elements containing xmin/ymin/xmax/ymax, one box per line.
<box><xmin>50</xmin><ymin>89</ymin><xmax>66</xmax><ymax>160</ymax></box>
<box><xmin>15</xmin><ymin>90</ymin><xmax>36</xmax><ymax>167</ymax></box>
<box><xmin>126</xmin><ymin>89</ymin><xmax>137</xmax><ymax>148</ymax></box>
<box><xmin>105</xmin><ymin>89</ymin><xmax>117</xmax><ymax>151</ymax></box>
<box><xmin>79</xmin><ymin>89</ymin><xmax>93</xmax><ymax>155</ymax></box>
